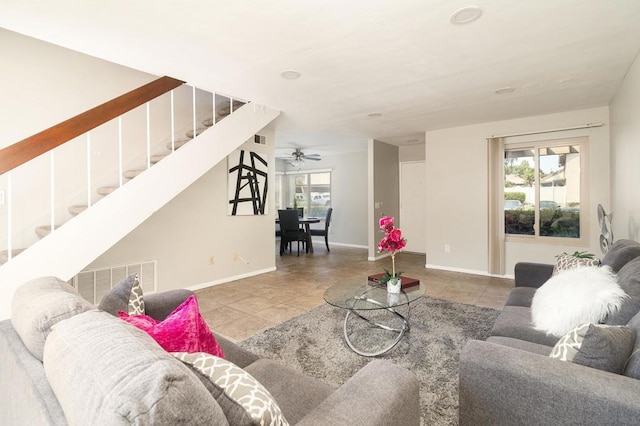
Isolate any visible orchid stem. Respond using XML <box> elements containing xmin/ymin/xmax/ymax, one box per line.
<box><xmin>392</xmin><ymin>253</ymin><xmax>395</xmax><ymax>278</ymax></box>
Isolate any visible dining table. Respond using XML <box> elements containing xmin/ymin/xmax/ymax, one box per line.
<box><xmin>275</xmin><ymin>216</ymin><xmax>321</xmax><ymax>253</ymax></box>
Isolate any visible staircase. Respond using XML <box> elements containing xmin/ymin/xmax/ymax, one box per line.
<box><xmin>0</xmin><ymin>97</ymin><xmax>279</xmax><ymax>319</ymax></box>
<box><xmin>0</xmin><ymin>123</ymin><xmax>206</xmax><ymax>259</ymax></box>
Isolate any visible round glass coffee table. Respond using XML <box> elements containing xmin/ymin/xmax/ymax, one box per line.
<box><xmin>323</xmin><ymin>277</ymin><xmax>425</xmax><ymax>357</ymax></box>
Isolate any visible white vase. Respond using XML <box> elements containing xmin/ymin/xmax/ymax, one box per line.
<box><xmin>387</xmin><ymin>278</ymin><xmax>402</xmax><ymax>294</ymax></box>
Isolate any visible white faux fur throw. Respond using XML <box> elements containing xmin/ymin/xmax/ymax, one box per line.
<box><xmin>531</xmin><ymin>266</ymin><xmax>628</xmax><ymax>337</ymax></box>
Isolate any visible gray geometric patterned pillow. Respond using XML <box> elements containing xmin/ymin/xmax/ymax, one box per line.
<box><xmin>553</xmin><ymin>252</ymin><xmax>601</xmax><ymax>275</ymax></box>
<box><xmin>173</xmin><ymin>352</ymin><xmax>289</xmax><ymax>426</ymax></box>
<box><xmin>550</xmin><ymin>323</ymin><xmax>635</xmax><ymax>373</ymax></box>
<box><xmin>98</xmin><ymin>274</ymin><xmax>144</xmax><ymax>316</ymax></box>
<box><xmin>127</xmin><ymin>276</ymin><xmax>145</xmax><ymax>315</ymax></box>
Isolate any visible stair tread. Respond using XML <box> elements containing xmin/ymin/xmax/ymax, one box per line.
<box><xmin>186</xmin><ymin>127</ymin><xmax>207</xmax><ymax>138</ymax></box>
<box><xmin>97</xmin><ymin>186</ymin><xmax>118</xmax><ymax>195</ymax></box>
<box><xmin>0</xmin><ymin>248</ymin><xmax>25</xmax><ymax>265</ymax></box>
<box><xmin>165</xmin><ymin>139</ymin><xmax>190</xmax><ymax>151</ymax></box>
<box><xmin>36</xmin><ymin>224</ymin><xmax>66</xmax><ymax>239</ymax></box>
<box><xmin>69</xmin><ymin>205</ymin><xmax>88</xmax><ymax>215</ymax></box>
<box><xmin>124</xmin><ymin>169</ymin><xmax>145</xmax><ymax>179</ymax></box>
<box><xmin>150</xmin><ymin>154</ymin><xmax>168</xmax><ymax>164</ymax></box>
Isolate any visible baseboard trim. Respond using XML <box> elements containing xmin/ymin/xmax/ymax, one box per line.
<box><xmin>425</xmin><ymin>263</ymin><xmax>513</xmax><ymax>279</ymax></box>
<box><xmin>320</xmin><ymin>240</ymin><xmax>367</xmax><ymax>250</ymax></box>
<box><xmin>188</xmin><ymin>267</ymin><xmax>277</xmax><ymax>292</ymax></box>
<box><xmin>279</xmin><ymin>237</ymin><xmax>367</xmax><ymax>250</ymax></box>
<box><xmin>368</xmin><ymin>252</ymin><xmax>391</xmax><ymax>262</ymax></box>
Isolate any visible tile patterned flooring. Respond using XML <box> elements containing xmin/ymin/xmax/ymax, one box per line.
<box><xmin>195</xmin><ymin>243</ymin><xmax>514</xmax><ymax>342</ymax></box>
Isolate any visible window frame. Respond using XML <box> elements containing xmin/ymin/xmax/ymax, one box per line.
<box><xmin>504</xmin><ymin>136</ymin><xmax>589</xmax><ymax>246</ymax></box>
<box><xmin>275</xmin><ymin>169</ymin><xmax>332</xmax><ymax>219</ymax></box>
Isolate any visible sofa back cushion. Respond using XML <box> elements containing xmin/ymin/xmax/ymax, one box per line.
<box><xmin>623</xmin><ymin>310</ymin><xmax>640</xmax><ymax>378</ymax></box>
<box><xmin>11</xmin><ymin>276</ymin><xmax>93</xmax><ymax>361</ymax></box>
<box><xmin>43</xmin><ymin>310</ymin><xmax>227</xmax><ymax>425</ymax></box>
<box><xmin>604</xmin><ymin>257</ymin><xmax>640</xmax><ymax>325</ymax></box>
<box><xmin>601</xmin><ymin>240</ymin><xmax>640</xmax><ymax>273</ymax></box>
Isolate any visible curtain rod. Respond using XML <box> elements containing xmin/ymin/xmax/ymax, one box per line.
<box><xmin>489</xmin><ymin>122</ymin><xmax>604</xmax><ymax>139</ymax></box>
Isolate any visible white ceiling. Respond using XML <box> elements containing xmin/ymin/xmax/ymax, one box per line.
<box><xmin>2</xmin><ymin>0</ymin><xmax>640</xmax><ymax>158</ymax></box>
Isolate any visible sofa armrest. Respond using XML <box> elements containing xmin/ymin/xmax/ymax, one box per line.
<box><xmin>514</xmin><ymin>262</ymin><xmax>554</xmax><ymax>288</ymax></box>
<box><xmin>297</xmin><ymin>360</ymin><xmax>420</xmax><ymax>426</ymax></box>
<box><xmin>144</xmin><ymin>289</ymin><xmax>194</xmax><ymax>321</ymax></box>
<box><xmin>459</xmin><ymin>340</ymin><xmax>640</xmax><ymax>425</ymax></box>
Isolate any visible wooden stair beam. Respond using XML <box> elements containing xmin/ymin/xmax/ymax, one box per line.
<box><xmin>0</xmin><ymin>76</ymin><xmax>184</xmax><ymax>175</ymax></box>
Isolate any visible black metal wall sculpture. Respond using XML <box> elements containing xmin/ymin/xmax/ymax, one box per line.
<box><xmin>228</xmin><ymin>150</ymin><xmax>268</xmax><ymax>216</ymax></box>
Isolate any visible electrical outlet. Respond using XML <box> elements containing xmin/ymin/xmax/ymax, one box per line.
<box><xmin>233</xmin><ymin>252</ymin><xmax>239</xmax><ymax>261</ymax></box>
<box><xmin>208</xmin><ymin>256</ymin><xmax>215</xmax><ymax>265</ymax></box>
<box><xmin>444</xmin><ymin>244</ymin><xmax>451</xmax><ymax>253</ymax></box>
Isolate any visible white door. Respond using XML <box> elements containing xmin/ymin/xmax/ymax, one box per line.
<box><xmin>400</xmin><ymin>161</ymin><xmax>426</xmax><ymax>253</ymax></box>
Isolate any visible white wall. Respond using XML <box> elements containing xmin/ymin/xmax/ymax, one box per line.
<box><xmin>399</xmin><ymin>144</ymin><xmax>425</xmax><ymax>162</ymax></box>
<box><xmin>85</xmin><ymin>128</ymin><xmax>277</xmax><ymax>292</ymax></box>
<box><xmin>0</xmin><ymin>28</ymin><xmax>155</xmax><ymax>148</ymax></box>
<box><xmin>425</xmin><ymin>107</ymin><xmax>610</xmax><ymax>275</ymax></box>
<box><xmin>610</xmin><ymin>52</ymin><xmax>640</xmax><ymax>241</ymax></box>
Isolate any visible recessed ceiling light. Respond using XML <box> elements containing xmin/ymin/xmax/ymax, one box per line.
<box><xmin>494</xmin><ymin>86</ymin><xmax>516</xmax><ymax>95</ymax></box>
<box><xmin>280</xmin><ymin>70</ymin><xmax>301</xmax><ymax>80</ymax></box>
<box><xmin>450</xmin><ymin>6</ymin><xmax>483</xmax><ymax>25</ymax></box>
<box><xmin>367</xmin><ymin>112</ymin><xmax>382</xmax><ymax>118</ymax></box>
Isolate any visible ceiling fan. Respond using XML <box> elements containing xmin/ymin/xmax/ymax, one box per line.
<box><xmin>279</xmin><ymin>148</ymin><xmax>322</xmax><ymax>163</ymax></box>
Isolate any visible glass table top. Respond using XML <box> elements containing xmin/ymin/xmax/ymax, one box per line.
<box><xmin>323</xmin><ymin>277</ymin><xmax>426</xmax><ymax>310</ymax></box>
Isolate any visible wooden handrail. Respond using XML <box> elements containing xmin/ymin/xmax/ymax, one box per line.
<box><xmin>0</xmin><ymin>76</ymin><xmax>185</xmax><ymax>175</ymax></box>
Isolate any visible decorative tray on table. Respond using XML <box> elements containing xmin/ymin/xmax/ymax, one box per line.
<box><xmin>367</xmin><ymin>273</ymin><xmax>420</xmax><ymax>289</ymax></box>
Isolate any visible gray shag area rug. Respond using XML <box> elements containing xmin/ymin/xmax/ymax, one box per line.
<box><xmin>240</xmin><ymin>296</ymin><xmax>500</xmax><ymax>425</ymax></box>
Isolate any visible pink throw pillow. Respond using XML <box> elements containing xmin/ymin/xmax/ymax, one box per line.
<box><xmin>118</xmin><ymin>295</ymin><xmax>224</xmax><ymax>358</ymax></box>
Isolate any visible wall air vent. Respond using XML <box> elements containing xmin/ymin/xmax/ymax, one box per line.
<box><xmin>72</xmin><ymin>261</ymin><xmax>157</xmax><ymax>304</ymax></box>
<box><xmin>254</xmin><ymin>134</ymin><xmax>266</xmax><ymax>145</ymax></box>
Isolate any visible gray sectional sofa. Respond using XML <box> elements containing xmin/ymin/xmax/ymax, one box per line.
<box><xmin>459</xmin><ymin>239</ymin><xmax>640</xmax><ymax>425</ymax></box>
<box><xmin>0</xmin><ymin>276</ymin><xmax>420</xmax><ymax>425</ymax></box>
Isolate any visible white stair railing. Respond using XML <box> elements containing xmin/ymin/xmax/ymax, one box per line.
<box><xmin>0</xmin><ymin>101</ymin><xmax>280</xmax><ymax>320</ymax></box>
<box><xmin>0</xmin><ymin>82</ymin><xmax>246</xmax><ymax>265</ymax></box>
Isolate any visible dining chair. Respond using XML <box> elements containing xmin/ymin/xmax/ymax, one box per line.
<box><xmin>278</xmin><ymin>209</ymin><xmax>308</xmax><ymax>256</ymax></box>
<box><xmin>286</xmin><ymin>207</ymin><xmax>304</xmax><ymax>218</ymax></box>
<box><xmin>310</xmin><ymin>207</ymin><xmax>333</xmax><ymax>252</ymax></box>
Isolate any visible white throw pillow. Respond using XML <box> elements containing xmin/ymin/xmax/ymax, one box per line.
<box><xmin>531</xmin><ymin>266</ymin><xmax>627</xmax><ymax>337</ymax></box>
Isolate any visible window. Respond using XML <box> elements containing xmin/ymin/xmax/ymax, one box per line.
<box><xmin>275</xmin><ymin>170</ymin><xmax>331</xmax><ymax>218</ymax></box>
<box><xmin>504</xmin><ymin>137</ymin><xmax>587</xmax><ymax>241</ymax></box>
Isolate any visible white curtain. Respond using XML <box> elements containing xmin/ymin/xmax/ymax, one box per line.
<box><xmin>487</xmin><ymin>137</ymin><xmax>505</xmax><ymax>275</ymax></box>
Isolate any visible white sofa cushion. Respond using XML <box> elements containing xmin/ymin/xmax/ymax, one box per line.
<box><xmin>532</xmin><ymin>266</ymin><xmax>627</xmax><ymax>337</ymax></box>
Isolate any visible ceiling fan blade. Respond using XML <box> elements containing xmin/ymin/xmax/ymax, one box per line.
<box><xmin>303</xmin><ymin>155</ymin><xmax>322</xmax><ymax>161</ymax></box>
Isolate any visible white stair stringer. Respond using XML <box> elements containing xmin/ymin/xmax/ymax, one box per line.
<box><xmin>0</xmin><ymin>103</ymin><xmax>279</xmax><ymax>320</ymax></box>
